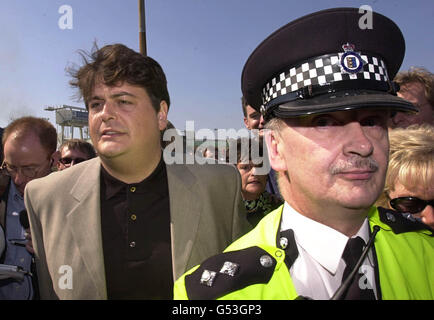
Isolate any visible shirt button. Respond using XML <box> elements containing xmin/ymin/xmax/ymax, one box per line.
<box><xmin>129</xmin><ymin>241</ymin><xmax>136</xmax><ymax>248</ymax></box>
<box><xmin>130</xmin><ymin>187</ymin><xmax>136</xmax><ymax>193</ymax></box>
<box><xmin>130</xmin><ymin>214</ymin><xmax>137</xmax><ymax>221</ymax></box>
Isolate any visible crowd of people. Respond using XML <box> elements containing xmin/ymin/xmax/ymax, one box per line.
<box><xmin>0</xmin><ymin>7</ymin><xmax>433</xmax><ymax>300</ymax></box>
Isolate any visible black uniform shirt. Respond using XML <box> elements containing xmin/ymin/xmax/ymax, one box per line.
<box><xmin>100</xmin><ymin>157</ymin><xmax>173</xmax><ymax>299</ymax></box>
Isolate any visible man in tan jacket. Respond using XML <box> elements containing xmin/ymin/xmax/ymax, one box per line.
<box><xmin>24</xmin><ymin>44</ymin><xmax>249</xmax><ymax>299</ymax></box>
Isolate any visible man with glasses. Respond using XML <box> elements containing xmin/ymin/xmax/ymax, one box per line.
<box><xmin>0</xmin><ymin>116</ymin><xmax>58</xmax><ymax>299</ymax></box>
<box><xmin>57</xmin><ymin>139</ymin><xmax>96</xmax><ymax>171</ymax></box>
<box><xmin>390</xmin><ymin>67</ymin><xmax>434</xmax><ymax>128</ymax></box>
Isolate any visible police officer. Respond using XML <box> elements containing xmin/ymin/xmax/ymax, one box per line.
<box><xmin>174</xmin><ymin>7</ymin><xmax>434</xmax><ymax>300</ymax></box>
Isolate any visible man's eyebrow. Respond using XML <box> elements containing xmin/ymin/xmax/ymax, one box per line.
<box><xmin>89</xmin><ymin>95</ymin><xmax>100</xmax><ymax>101</ymax></box>
<box><xmin>110</xmin><ymin>92</ymin><xmax>137</xmax><ymax>99</ymax></box>
<box><xmin>89</xmin><ymin>92</ymin><xmax>137</xmax><ymax>101</ymax></box>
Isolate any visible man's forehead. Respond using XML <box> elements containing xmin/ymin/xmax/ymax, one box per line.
<box><xmin>246</xmin><ymin>105</ymin><xmax>259</xmax><ymax>115</ymax></box>
<box><xmin>5</xmin><ymin>129</ymin><xmax>39</xmax><ymax>145</ymax></box>
<box><xmin>399</xmin><ymin>82</ymin><xmax>426</xmax><ymax>100</ymax></box>
<box><xmin>62</xmin><ymin>147</ymin><xmax>88</xmax><ymax>157</ymax></box>
<box><xmin>400</xmin><ymin>81</ymin><xmax>424</xmax><ymax>92</ymax></box>
<box><xmin>90</xmin><ymin>81</ymin><xmax>143</xmax><ymax>98</ymax></box>
<box><xmin>4</xmin><ymin>130</ymin><xmax>51</xmax><ymax>158</ymax></box>
<box><xmin>5</xmin><ymin>146</ymin><xmax>48</xmax><ymax>166</ymax></box>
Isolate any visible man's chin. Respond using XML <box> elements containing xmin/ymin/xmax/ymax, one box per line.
<box><xmin>96</xmin><ymin>144</ymin><xmax>126</xmax><ymax>159</ymax></box>
<box><xmin>339</xmin><ymin>195</ymin><xmax>378</xmax><ymax>211</ymax></box>
<box><xmin>331</xmin><ymin>187</ymin><xmax>380</xmax><ymax>210</ymax></box>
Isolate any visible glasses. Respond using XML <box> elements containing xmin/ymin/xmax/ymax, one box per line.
<box><xmin>1</xmin><ymin>160</ymin><xmax>49</xmax><ymax>178</ymax></box>
<box><xmin>390</xmin><ymin>197</ymin><xmax>434</xmax><ymax>214</ymax></box>
<box><xmin>59</xmin><ymin>157</ymin><xmax>86</xmax><ymax>165</ymax></box>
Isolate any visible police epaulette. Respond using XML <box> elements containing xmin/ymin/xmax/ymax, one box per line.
<box><xmin>378</xmin><ymin>207</ymin><xmax>434</xmax><ymax>236</ymax></box>
<box><xmin>184</xmin><ymin>246</ymin><xmax>276</xmax><ymax>300</ymax></box>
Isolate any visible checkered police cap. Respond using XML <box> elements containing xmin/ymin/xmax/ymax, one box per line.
<box><xmin>241</xmin><ymin>8</ymin><xmax>417</xmax><ymax>120</ymax></box>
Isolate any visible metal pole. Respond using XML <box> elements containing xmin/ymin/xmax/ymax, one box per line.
<box><xmin>138</xmin><ymin>0</ymin><xmax>147</xmax><ymax>55</ymax></box>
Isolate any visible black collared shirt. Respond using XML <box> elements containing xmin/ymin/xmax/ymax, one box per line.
<box><xmin>100</xmin><ymin>157</ymin><xmax>173</xmax><ymax>299</ymax></box>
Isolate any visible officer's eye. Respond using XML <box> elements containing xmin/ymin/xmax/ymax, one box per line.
<box><xmin>313</xmin><ymin>115</ymin><xmax>338</xmax><ymax>127</ymax></box>
<box><xmin>360</xmin><ymin>116</ymin><xmax>384</xmax><ymax>127</ymax></box>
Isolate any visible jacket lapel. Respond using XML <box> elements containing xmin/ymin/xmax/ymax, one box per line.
<box><xmin>65</xmin><ymin>158</ymin><xmax>107</xmax><ymax>299</ymax></box>
<box><xmin>166</xmin><ymin>164</ymin><xmax>202</xmax><ymax>280</ymax></box>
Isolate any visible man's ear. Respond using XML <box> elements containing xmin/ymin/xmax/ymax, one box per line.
<box><xmin>51</xmin><ymin>150</ymin><xmax>61</xmax><ymax>170</ymax></box>
<box><xmin>264</xmin><ymin>129</ymin><xmax>287</xmax><ymax>172</ymax></box>
<box><xmin>243</xmin><ymin>117</ymin><xmax>250</xmax><ymax>130</ymax></box>
<box><xmin>158</xmin><ymin>100</ymin><xmax>169</xmax><ymax>131</ymax></box>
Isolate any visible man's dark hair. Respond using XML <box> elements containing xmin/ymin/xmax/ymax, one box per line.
<box><xmin>69</xmin><ymin>43</ymin><xmax>170</xmax><ymax>112</ymax></box>
<box><xmin>59</xmin><ymin>138</ymin><xmax>97</xmax><ymax>159</ymax></box>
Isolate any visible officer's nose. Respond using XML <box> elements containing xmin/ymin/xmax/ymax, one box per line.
<box><xmin>342</xmin><ymin>122</ymin><xmax>374</xmax><ymax>158</ymax></box>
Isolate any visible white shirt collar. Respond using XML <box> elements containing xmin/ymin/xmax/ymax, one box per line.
<box><xmin>280</xmin><ymin>201</ymin><xmax>371</xmax><ymax>274</ymax></box>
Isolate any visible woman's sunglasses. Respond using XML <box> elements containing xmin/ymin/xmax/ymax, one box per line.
<box><xmin>59</xmin><ymin>157</ymin><xmax>87</xmax><ymax>165</ymax></box>
<box><xmin>390</xmin><ymin>196</ymin><xmax>434</xmax><ymax>214</ymax></box>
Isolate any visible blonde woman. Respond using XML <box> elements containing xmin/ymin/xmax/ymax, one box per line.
<box><xmin>377</xmin><ymin>124</ymin><xmax>434</xmax><ymax>229</ymax></box>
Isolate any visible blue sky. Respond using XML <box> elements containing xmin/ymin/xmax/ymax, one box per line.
<box><xmin>0</xmin><ymin>0</ymin><xmax>433</xmax><ymax>131</ymax></box>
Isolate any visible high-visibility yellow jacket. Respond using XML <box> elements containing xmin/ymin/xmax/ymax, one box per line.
<box><xmin>174</xmin><ymin>205</ymin><xmax>434</xmax><ymax>300</ymax></box>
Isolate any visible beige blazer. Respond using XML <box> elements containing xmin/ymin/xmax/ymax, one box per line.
<box><xmin>24</xmin><ymin>157</ymin><xmax>249</xmax><ymax>299</ymax></box>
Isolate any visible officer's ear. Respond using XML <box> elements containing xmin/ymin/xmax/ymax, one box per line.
<box><xmin>157</xmin><ymin>100</ymin><xmax>169</xmax><ymax>131</ymax></box>
<box><xmin>264</xmin><ymin>125</ymin><xmax>287</xmax><ymax>172</ymax></box>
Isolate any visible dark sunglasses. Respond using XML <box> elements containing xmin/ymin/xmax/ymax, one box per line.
<box><xmin>59</xmin><ymin>157</ymin><xmax>86</xmax><ymax>165</ymax></box>
<box><xmin>390</xmin><ymin>197</ymin><xmax>434</xmax><ymax>214</ymax></box>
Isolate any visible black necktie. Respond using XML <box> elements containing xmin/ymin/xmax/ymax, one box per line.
<box><xmin>340</xmin><ymin>236</ymin><xmax>376</xmax><ymax>300</ymax></box>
